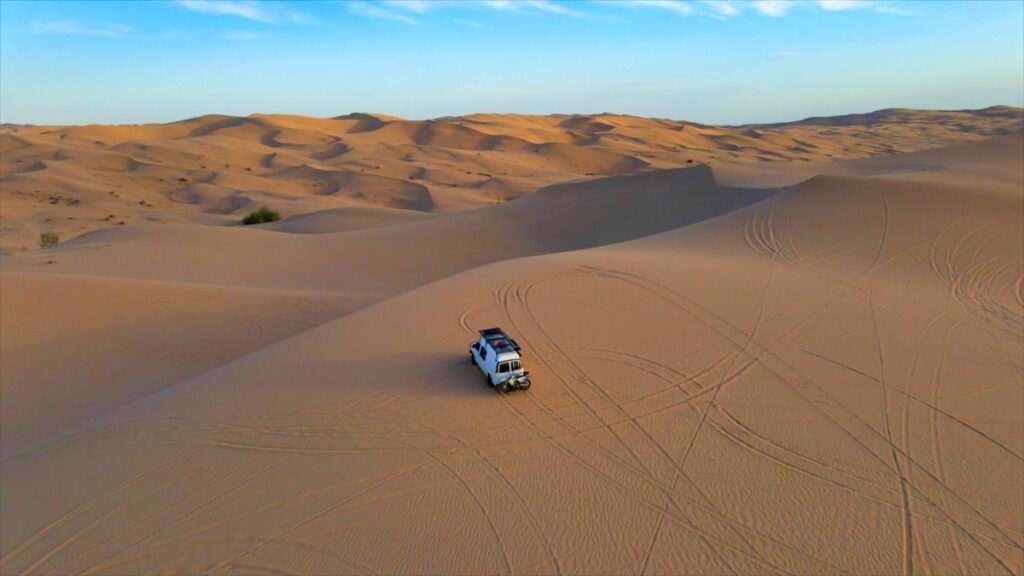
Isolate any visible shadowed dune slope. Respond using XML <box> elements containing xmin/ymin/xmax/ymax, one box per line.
<box><xmin>1</xmin><ymin>135</ymin><xmax>1020</xmax><ymax>574</ymax></box>
<box><xmin>1</xmin><ymin>165</ymin><xmax>779</xmax><ymax>293</ymax></box>
<box><xmin>264</xmin><ymin>205</ymin><xmax>435</xmax><ymax>234</ymax></box>
<box><xmin>0</xmin><ymin>272</ymin><xmax>362</xmax><ymax>455</ymax></box>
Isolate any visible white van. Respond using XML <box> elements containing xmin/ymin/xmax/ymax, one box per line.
<box><xmin>469</xmin><ymin>327</ymin><xmax>531</xmax><ymax>392</ymax></box>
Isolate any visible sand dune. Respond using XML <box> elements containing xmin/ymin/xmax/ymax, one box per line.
<box><xmin>1</xmin><ymin>129</ymin><xmax>1020</xmax><ymax>574</ymax></box>
<box><xmin>0</xmin><ymin>165</ymin><xmax>777</xmax><ymax>294</ymax></box>
<box><xmin>741</xmin><ymin>106</ymin><xmax>1024</xmax><ymax>158</ymax></box>
<box><xmin>265</xmin><ymin>205</ymin><xmax>434</xmax><ymax>235</ymax></box>
<box><xmin>2</xmin><ymin>107</ymin><xmax>1020</xmax><ymax>254</ymax></box>
<box><xmin>0</xmin><ymin>272</ymin><xmax>362</xmax><ymax>456</ymax></box>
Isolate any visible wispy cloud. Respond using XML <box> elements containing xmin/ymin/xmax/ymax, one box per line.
<box><xmin>700</xmin><ymin>1</ymin><xmax>739</xmax><ymax>18</ymax></box>
<box><xmin>598</xmin><ymin>1</ymin><xmax>694</xmax><ymax>17</ymax></box>
<box><xmin>764</xmin><ymin>1</ymin><xmax>910</xmax><ymax>16</ymax></box>
<box><xmin>602</xmin><ymin>0</ymin><xmax>911</xmax><ymax>19</ymax></box>
<box><xmin>817</xmin><ymin>1</ymin><xmax>914</xmax><ymax>15</ymax></box>
<box><xmin>753</xmin><ymin>1</ymin><xmax>797</xmax><ymax>17</ymax></box>
<box><xmin>349</xmin><ymin>1</ymin><xmax>419</xmax><ymax>24</ymax></box>
<box><xmin>369</xmin><ymin>0</ymin><xmax>593</xmax><ymax>20</ymax></box>
<box><xmin>471</xmin><ymin>1</ymin><xmax>517</xmax><ymax>9</ymax></box>
<box><xmin>874</xmin><ymin>3</ymin><xmax>913</xmax><ymax>16</ymax></box>
<box><xmin>524</xmin><ymin>0</ymin><xmax>590</xmax><ymax>17</ymax></box>
<box><xmin>818</xmin><ymin>0</ymin><xmax>873</xmax><ymax>10</ymax></box>
<box><xmin>357</xmin><ymin>0</ymin><xmax>906</xmax><ymax>23</ymax></box>
<box><xmin>30</xmin><ymin>21</ymin><xmax>135</xmax><ymax>37</ymax></box>
<box><xmin>175</xmin><ymin>1</ymin><xmax>311</xmax><ymax>24</ymax></box>
<box><xmin>379</xmin><ymin>0</ymin><xmax>431</xmax><ymax>13</ymax></box>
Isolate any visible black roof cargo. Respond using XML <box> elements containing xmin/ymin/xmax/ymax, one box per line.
<box><xmin>478</xmin><ymin>327</ymin><xmax>522</xmax><ymax>354</ymax></box>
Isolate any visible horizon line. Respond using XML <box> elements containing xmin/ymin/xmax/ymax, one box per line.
<box><xmin>3</xmin><ymin>103</ymin><xmax>1021</xmax><ymax>129</ymax></box>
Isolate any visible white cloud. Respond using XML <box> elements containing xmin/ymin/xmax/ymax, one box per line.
<box><xmin>360</xmin><ymin>0</ymin><xmax>591</xmax><ymax>20</ymax></box>
<box><xmin>472</xmin><ymin>0</ymin><xmax>517</xmax><ymax>9</ymax></box>
<box><xmin>30</xmin><ymin>21</ymin><xmax>135</xmax><ymax>37</ymax></box>
<box><xmin>351</xmin><ymin>0</ymin><xmax>901</xmax><ymax>24</ymax></box>
<box><xmin>874</xmin><ymin>3</ymin><xmax>913</xmax><ymax>15</ymax></box>
<box><xmin>600</xmin><ymin>1</ymin><xmax>694</xmax><ymax>16</ymax></box>
<box><xmin>701</xmin><ymin>1</ymin><xmax>739</xmax><ymax>17</ymax></box>
<box><xmin>818</xmin><ymin>0</ymin><xmax>873</xmax><ymax>10</ymax></box>
<box><xmin>818</xmin><ymin>1</ymin><xmax>914</xmax><ymax>16</ymax></box>
<box><xmin>349</xmin><ymin>1</ymin><xmax>419</xmax><ymax>24</ymax></box>
<box><xmin>466</xmin><ymin>0</ymin><xmax>589</xmax><ymax>17</ymax></box>
<box><xmin>525</xmin><ymin>0</ymin><xmax>588</xmax><ymax>16</ymax></box>
<box><xmin>175</xmin><ymin>1</ymin><xmax>311</xmax><ymax>24</ymax></box>
<box><xmin>753</xmin><ymin>0</ymin><xmax>797</xmax><ymax>16</ymax></box>
<box><xmin>380</xmin><ymin>0</ymin><xmax>431</xmax><ymax>13</ymax></box>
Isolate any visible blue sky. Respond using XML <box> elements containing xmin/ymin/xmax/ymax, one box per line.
<box><xmin>1</xmin><ymin>0</ymin><xmax>1021</xmax><ymax>125</ymax></box>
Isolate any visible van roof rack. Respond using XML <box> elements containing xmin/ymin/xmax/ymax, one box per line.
<box><xmin>478</xmin><ymin>327</ymin><xmax>522</xmax><ymax>353</ymax></box>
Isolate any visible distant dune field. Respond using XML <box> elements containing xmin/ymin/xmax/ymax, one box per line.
<box><xmin>1</xmin><ymin>109</ymin><xmax>1022</xmax><ymax>575</ymax></box>
<box><xmin>1</xmin><ymin>107</ymin><xmax>1019</xmax><ymax>253</ymax></box>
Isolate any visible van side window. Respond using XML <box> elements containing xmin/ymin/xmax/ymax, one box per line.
<box><xmin>481</xmin><ymin>347</ymin><xmax>487</xmax><ymax>360</ymax></box>
<box><xmin>498</xmin><ymin>363</ymin><xmax>509</xmax><ymax>373</ymax></box>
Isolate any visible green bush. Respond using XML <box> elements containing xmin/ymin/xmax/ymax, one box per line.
<box><xmin>39</xmin><ymin>231</ymin><xmax>59</xmax><ymax>248</ymax></box>
<box><xmin>242</xmin><ymin>206</ymin><xmax>281</xmax><ymax>225</ymax></box>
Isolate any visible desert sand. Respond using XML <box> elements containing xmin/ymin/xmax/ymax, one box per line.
<box><xmin>2</xmin><ymin>106</ymin><xmax>1020</xmax><ymax>254</ymax></box>
<box><xmin>1</xmin><ymin>109</ymin><xmax>1022</xmax><ymax>575</ymax></box>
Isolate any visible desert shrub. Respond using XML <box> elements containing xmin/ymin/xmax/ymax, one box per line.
<box><xmin>39</xmin><ymin>231</ymin><xmax>59</xmax><ymax>248</ymax></box>
<box><xmin>242</xmin><ymin>206</ymin><xmax>281</xmax><ymax>225</ymax></box>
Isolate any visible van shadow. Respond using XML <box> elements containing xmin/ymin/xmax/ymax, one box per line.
<box><xmin>430</xmin><ymin>352</ymin><xmax>509</xmax><ymax>398</ymax></box>
<box><xmin>327</xmin><ymin>352</ymin><xmax>520</xmax><ymax>399</ymax></box>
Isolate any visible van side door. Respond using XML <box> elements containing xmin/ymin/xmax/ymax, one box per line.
<box><xmin>471</xmin><ymin>340</ymin><xmax>482</xmax><ymax>364</ymax></box>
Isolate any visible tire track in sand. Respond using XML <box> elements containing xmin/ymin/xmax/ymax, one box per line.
<box><xmin>585</xmin><ymin>266</ymin><xmax>1020</xmax><ymax>571</ymax></box>
<box><xmin>493</xmin><ymin>276</ymin><xmax>794</xmax><ymax>573</ymax></box>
